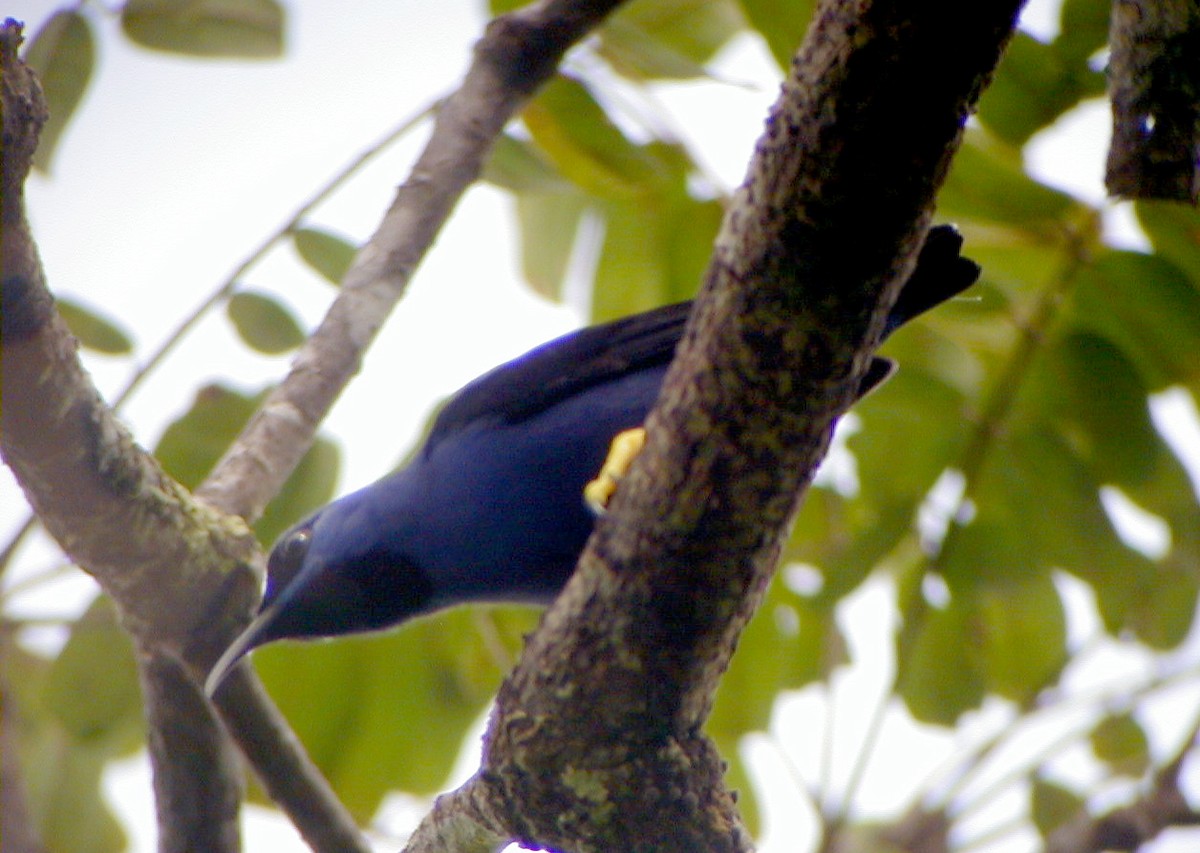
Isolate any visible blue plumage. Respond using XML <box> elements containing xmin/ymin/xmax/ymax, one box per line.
<box><xmin>206</xmin><ymin>226</ymin><xmax>978</xmax><ymax>695</ymax></box>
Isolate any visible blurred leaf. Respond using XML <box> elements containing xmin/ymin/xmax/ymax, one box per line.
<box><xmin>523</xmin><ymin>76</ymin><xmax>664</xmax><ymax>200</ymax></box>
<box><xmin>293</xmin><ymin>227</ymin><xmax>357</xmax><ymax>285</ymax></box>
<box><xmin>1056</xmin><ymin>0</ymin><xmax>1110</xmax><ymax>64</ymax></box>
<box><xmin>155</xmin><ymin>384</ymin><xmax>256</xmax><ymax>489</ymax></box>
<box><xmin>25</xmin><ymin>10</ymin><xmax>95</xmax><ymax>173</ymax></box>
<box><xmin>735</xmin><ymin>0</ymin><xmax>814</xmax><ymax>69</ymax></box>
<box><xmin>254</xmin><ymin>606</ymin><xmax>540</xmax><ymax>815</ymax></box>
<box><xmin>514</xmin><ymin>191</ymin><xmax>588</xmax><ymax>299</ymax></box>
<box><xmin>1033</xmin><ymin>331</ymin><xmax>1159</xmax><ymax>486</ymax></box>
<box><xmin>1031</xmin><ymin>777</ymin><xmax>1085</xmax><ymax>836</ymax></box>
<box><xmin>23</xmin><ymin>736</ymin><xmax>128</xmax><ymax>853</ymax></box>
<box><xmin>598</xmin><ymin>17</ymin><xmax>713</xmax><ymax>80</ymax></box>
<box><xmin>42</xmin><ymin>597</ymin><xmax>142</xmax><ymax>750</ymax></box>
<box><xmin>851</xmin><ymin>366</ymin><xmax>969</xmax><ymax>502</ymax></box>
<box><xmin>13</xmin><ymin>597</ymin><xmax>140</xmax><ymax>853</ymax></box>
<box><xmin>56</xmin><ymin>298</ymin><xmax>135</xmax><ymax>355</ymax></box>
<box><xmin>974</xmin><ymin>572</ymin><xmax>1067</xmax><ymax>703</ymax></box>
<box><xmin>598</xmin><ymin>0</ymin><xmax>744</xmax><ymax>81</ymax></box>
<box><xmin>1136</xmin><ymin>201</ymin><xmax>1200</xmax><ymax>285</ymax></box>
<box><xmin>939</xmin><ymin>132</ymin><xmax>1078</xmax><ymax>227</ymax></box>
<box><xmin>1071</xmin><ymin>250</ymin><xmax>1200</xmax><ymax>389</ymax></box>
<box><xmin>897</xmin><ymin>596</ymin><xmax>986</xmax><ymax>725</ymax></box>
<box><xmin>977</xmin><ymin>32</ymin><xmax>1105</xmax><ymax>145</ymax></box>
<box><xmin>1090</xmin><ymin>713</ymin><xmax>1151</xmax><ymax>777</ymax></box>
<box><xmin>483</xmin><ymin>134</ymin><xmax>571</xmax><ymax>194</ymax></box>
<box><xmin>122</xmin><ymin>0</ymin><xmax>284</xmax><ymax>58</ymax></box>
<box><xmin>591</xmin><ymin>166</ymin><xmax>722</xmax><ymax>319</ymax></box>
<box><xmin>226</xmin><ymin>290</ymin><xmax>306</xmax><ymax>354</ymax></box>
<box><xmin>614</xmin><ymin>0</ymin><xmax>743</xmax><ymax>69</ymax></box>
<box><xmin>155</xmin><ymin>384</ymin><xmax>340</xmax><ymax>540</ymax></box>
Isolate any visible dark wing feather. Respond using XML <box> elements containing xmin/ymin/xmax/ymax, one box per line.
<box><xmin>426</xmin><ymin>301</ymin><xmax>693</xmax><ymax>449</ymax></box>
<box><xmin>427</xmin><ymin>225</ymin><xmax>979</xmax><ymax>449</ymax></box>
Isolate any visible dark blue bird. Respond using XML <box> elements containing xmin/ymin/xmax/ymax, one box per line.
<box><xmin>206</xmin><ymin>226</ymin><xmax>978</xmax><ymax>694</ymax></box>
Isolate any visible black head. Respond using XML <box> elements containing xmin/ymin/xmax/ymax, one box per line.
<box><xmin>205</xmin><ymin>510</ymin><xmax>434</xmax><ymax>696</ymax></box>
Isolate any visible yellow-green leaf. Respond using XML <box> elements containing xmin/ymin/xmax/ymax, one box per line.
<box><xmin>292</xmin><ymin>227</ymin><xmax>357</xmax><ymax>286</ymax></box>
<box><xmin>25</xmin><ymin>10</ymin><xmax>95</xmax><ymax>173</ymax></box>
<box><xmin>227</xmin><ymin>290</ymin><xmax>305</xmax><ymax>354</ymax></box>
<box><xmin>56</xmin><ymin>298</ymin><xmax>135</xmax><ymax>355</ymax></box>
<box><xmin>1090</xmin><ymin>713</ymin><xmax>1151</xmax><ymax>777</ymax></box>
<box><xmin>1031</xmin><ymin>777</ymin><xmax>1085</xmax><ymax>837</ymax></box>
<box><xmin>122</xmin><ymin>0</ymin><xmax>284</xmax><ymax>58</ymax></box>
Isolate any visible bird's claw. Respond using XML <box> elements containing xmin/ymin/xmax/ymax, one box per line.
<box><xmin>584</xmin><ymin>427</ymin><xmax>647</xmax><ymax>515</ymax></box>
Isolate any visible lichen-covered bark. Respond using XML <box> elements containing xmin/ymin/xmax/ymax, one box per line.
<box><xmin>423</xmin><ymin>1</ymin><xmax>1027</xmax><ymax>850</ymax></box>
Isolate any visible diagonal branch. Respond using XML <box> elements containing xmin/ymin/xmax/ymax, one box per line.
<box><xmin>407</xmin><ymin>1</ymin><xmax>1025</xmax><ymax>850</ymax></box>
<box><xmin>5</xmin><ymin>1</ymin><xmax>636</xmax><ymax>849</ymax></box>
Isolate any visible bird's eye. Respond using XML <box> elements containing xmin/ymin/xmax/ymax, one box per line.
<box><xmin>263</xmin><ymin>527</ymin><xmax>312</xmax><ymax>604</ymax></box>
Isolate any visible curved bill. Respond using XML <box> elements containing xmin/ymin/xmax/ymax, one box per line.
<box><xmin>204</xmin><ymin>602</ymin><xmax>282</xmax><ymax>698</ymax></box>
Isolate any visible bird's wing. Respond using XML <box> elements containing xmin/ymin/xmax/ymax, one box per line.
<box><xmin>426</xmin><ymin>225</ymin><xmax>979</xmax><ymax>450</ymax></box>
<box><xmin>426</xmin><ymin>301</ymin><xmax>694</xmax><ymax>450</ymax></box>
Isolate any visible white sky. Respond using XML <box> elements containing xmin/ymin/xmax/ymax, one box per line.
<box><xmin>4</xmin><ymin>1</ymin><xmax>1200</xmax><ymax>851</ymax></box>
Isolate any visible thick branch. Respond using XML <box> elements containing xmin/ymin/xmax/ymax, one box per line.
<box><xmin>410</xmin><ymin>1</ymin><xmax>1024</xmax><ymax>850</ymax></box>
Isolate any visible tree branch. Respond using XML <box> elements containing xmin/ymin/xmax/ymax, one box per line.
<box><xmin>1105</xmin><ymin>0</ymin><xmax>1200</xmax><ymax>202</ymax></box>
<box><xmin>5</xmin><ymin>1</ymin><xmax>637</xmax><ymax>849</ymax></box>
<box><xmin>194</xmin><ymin>0</ymin><xmax>630</xmax><ymax>523</ymax></box>
<box><xmin>406</xmin><ymin>1</ymin><xmax>1024</xmax><ymax>849</ymax></box>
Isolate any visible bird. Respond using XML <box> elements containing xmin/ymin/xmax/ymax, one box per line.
<box><xmin>205</xmin><ymin>225</ymin><xmax>979</xmax><ymax>696</ymax></box>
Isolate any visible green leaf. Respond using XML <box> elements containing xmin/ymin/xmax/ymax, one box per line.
<box><xmin>19</xmin><ymin>597</ymin><xmax>140</xmax><ymax>853</ymax></box>
<box><xmin>514</xmin><ymin>191</ymin><xmax>588</xmax><ymax>300</ymax></box>
<box><xmin>292</xmin><ymin>227</ymin><xmax>357</xmax><ymax>285</ymax></box>
<box><xmin>23</xmin><ymin>735</ymin><xmax>128</xmax><ymax>853</ymax></box>
<box><xmin>939</xmin><ymin>131</ymin><xmax>1079</xmax><ymax>227</ymax></box>
<box><xmin>598</xmin><ymin>0</ymin><xmax>745</xmax><ymax>81</ymax></box>
<box><xmin>1136</xmin><ymin>201</ymin><xmax>1200</xmax><ymax>285</ymax></box>
<box><xmin>523</xmin><ymin>76</ymin><xmax>664</xmax><ymax>200</ymax></box>
<box><xmin>42</xmin><ymin>597</ymin><xmax>142</xmax><ymax>751</ymax></box>
<box><xmin>155</xmin><ymin>384</ymin><xmax>255</xmax><ymax>489</ymax></box>
<box><xmin>1071</xmin><ymin>250</ymin><xmax>1200</xmax><ymax>389</ymax></box>
<box><xmin>610</xmin><ymin>0</ymin><xmax>743</xmax><ymax>73</ymax></box>
<box><xmin>1057</xmin><ymin>0</ymin><xmax>1111</xmax><ymax>65</ymax></box>
<box><xmin>254</xmin><ymin>606</ymin><xmax>540</xmax><ymax>815</ymax></box>
<box><xmin>56</xmin><ymin>298</ymin><xmax>135</xmax><ymax>355</ymax></box>
<box><xmin>974</xmin><ymin>572</ymin><xmax>1067</xmax><ymax>703</ymax></box>
<box><xmin>735</xmin><ymin>0</ymin><xmax>815</xmax><ymax>69</ymax></box>
<box><xmin>25</xmin><ymin>10</ymin><xmax>95</xmax><ymax>173</ymax></box>
<box><xmin>897</xmin><ymin>596</ymin><xmax>986</xmax><ymax>725</ymax></box>
<box><xmin>1033</xmin><ymin>331</ymin><xmax>1160</xmax><ymax>487</ymax></box>
<box><xmin>591</xmin><ymin>176</ymin><xmax>722</xmax><ymax>320</ymax></box>
<box><xmin>483</xmin><ymin>133</ymin><xmax>571</xmax><ymax>194</ymax></box>
<box><xmin>851</xmin><ymin>366</ymin><xmax>969</xmax><ymax>502</ymax></box>
<box><xmin>122</xmin><ymin>0</ymin><xmax>284</xmax><ymax>58</ymax></box>
<box><xmin>226</xmin><ymin>290</ymin><xmax>305</xmax><ymax>354</ymax></box>
<box><xmin>1090</xmin><ymin>713</ymin><xmax>1151</xmax><ymax>777</ymax></box>
<box><xmin>155</xmin><ymin>384</ymin><xmax>340</xmax><ymax>540</ymax></box>
<box><xmin>977</xmin><ymin>32</ymin><xmax>1105</xmax><ymax>145</ymax></box>
<box><xmin>1031</xmin><ymin>777</ymin><xmax>1085</xmax><ymax>837</ymax></box>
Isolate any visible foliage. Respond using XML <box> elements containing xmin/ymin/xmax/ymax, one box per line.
<box><xmin>5</xmin><ymin>0</ymin><xmax>1200</xmax><ymax>850</ymax></box>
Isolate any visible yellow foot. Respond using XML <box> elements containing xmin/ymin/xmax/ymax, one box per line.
<box><xmin>584</xmin><ymin>427</ymin><xmax>647</xmax><ymax>515</ymax></box>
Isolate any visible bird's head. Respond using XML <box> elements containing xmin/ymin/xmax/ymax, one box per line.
<box><xmin>205</xmin><ymin>497</ymin><xmax>433</xmax><ymax>696</ymax></box>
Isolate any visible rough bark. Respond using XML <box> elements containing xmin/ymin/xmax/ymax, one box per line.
<box><xmin>3</xmin><ymin>2</ymin><xmax>629</xmax><ymax>850</ymax></box>
<box><xmin>1105</xmin><ymin>0</ymin><xmax>1200</xmax><ymax>202</ymax></box>
<box><xmin>407</xmin><ymin>1</ymin><xmax>1024</xmax><ymax>849</ymax></box>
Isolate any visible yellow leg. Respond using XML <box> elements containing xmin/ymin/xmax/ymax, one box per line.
<box><xmin>584</xmin><ymin>427</ymin><xmax>647</xmax><ymax>515</ymax></box>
